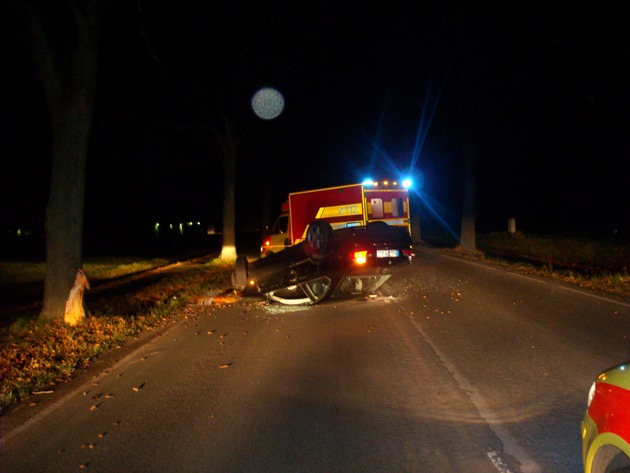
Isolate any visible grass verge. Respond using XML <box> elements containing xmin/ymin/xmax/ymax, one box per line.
<box><xmin>0</xmin><ymin>259</ymin><xmax>233</xmax><ymax>414</ymax></box>
<box><xmin>456</xmin><ymin>232</ymin><xmax>629</xmax><ymax>297</ymax></box>
<box><xmin>0</xmin><ymin>257</ymin><xmax>174</xmax><ymax>285</ymax></box>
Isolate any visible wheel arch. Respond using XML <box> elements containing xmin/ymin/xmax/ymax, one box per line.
<box><xmin>589</xmin><ymin>442</ymin><xmax>630</xmax><ymax>473</ymax></box>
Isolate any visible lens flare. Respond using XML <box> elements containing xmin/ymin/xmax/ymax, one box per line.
<box><xmin>251</xmin><ymin>87</ymin><xmax>285</xmax><ymax>120</ymax></box>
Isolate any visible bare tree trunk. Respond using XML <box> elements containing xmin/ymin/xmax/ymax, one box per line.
<box><xmin>12</xmin><ymin>1</ymin><xmax>104</xmax><ymax>321</ymax></box>
<box><xmin>220</xmin><ymin>142</ymin><xmax>237</xmax><ymax>260</ymax></box>
<box><xmin>260</xmin><ymin>178</ymin><xmax>273</xmax><ymax>240</ymax></box>
<box><xmin>217</xmin><ymin>112</ymin><xmax>239</xmax><ymax>261</ymax></box>
<box><xmin>187</xmin><ymin>113</ymin><xmax>242</xmax><ymax>261</ymax></box>
<box><xmin>40</xmin><ymin>85</ymin><xmax>95</xmax><ymax>321</ymax></box>
<box><xmin>459</xmin><ymin>138</ymin><xmax>476</xmax><ymax>250</ymax></box>
<box><xmin>458</xmin><ymin>53</ymin><xmax>477</xmax><ymax>251</ymax></box>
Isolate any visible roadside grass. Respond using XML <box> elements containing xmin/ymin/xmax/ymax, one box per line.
<box><xmin>0</xmin><ymin>232</ymin><xmax>628</xmax><ymax>414</ymax></box>
<box><xmin>0</xmin><ymin>256</ymin><xmax>172</xmax><ymax>285</ymax></box>
<box><xmin>477</xmin><ymin>232</ymin><xmax>628</xmax><ymax>272</ymax></box>
<box><xmin>459</xmin><ymin>232</ymin><xmax>629</xmax><ymax>297</ymax></box>
<box><xmin>0</xmin><ymin>259</ymin><xmax>233</xmax><ymax>414</ymax></box>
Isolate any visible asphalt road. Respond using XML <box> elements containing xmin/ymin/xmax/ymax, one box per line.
<box><xmin>2</xmin><ymin>249</ymin><xmax>629</xmax><ymax>473</ymax></box>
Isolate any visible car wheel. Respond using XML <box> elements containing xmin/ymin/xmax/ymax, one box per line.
<box><xmin>592</xmin><ymin>446</ymin><xmax>630</xmax><ymax>473</ymax></box>
<box><xmin>232</xmin><ymin>255</ymin><xmax>248</xmax><ymax>292</ymax></box>
<box><xmin>267</xmin><ymin>276</ymin><xmax>333</xmax><ymax>305</ymax></box>
<box><xmin>304</xmin><ymin>220</ymin><xmax>332</xmax><ymax>260</ymax></box>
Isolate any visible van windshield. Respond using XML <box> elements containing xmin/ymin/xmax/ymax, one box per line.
<box><xmin>273</xmin><ymin>215</ymin><xmax>289</xmax><ymax>234</ymax></box>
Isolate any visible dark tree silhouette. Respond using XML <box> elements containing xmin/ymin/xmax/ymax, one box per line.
<box><xmin>458</xmin><ymin>53</ymin><xmax>478</xmax><ymax>251</ymax></box>
<box><xmin>11</xmin><ymin>0</ymin><xmax>106</xmax><ymax>323</ymax></box>
<box><xmin>448</xmin><ymin>6</ymin><xmax>480</xmax><ymax>251</ymax></box>
<box><xmin>210</xmin><ymin>111</ymin><xmax>244</xmax><ymax>261</ymax></box>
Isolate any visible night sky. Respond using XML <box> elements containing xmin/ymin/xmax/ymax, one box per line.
<box><xmin>1</xmin><ymin>1</ymin><xmax>628</xmax><ymax>250</ymax></box>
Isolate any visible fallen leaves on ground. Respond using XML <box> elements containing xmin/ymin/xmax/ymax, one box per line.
<box><xmin>0</xmin><ymin>261</ymin><xmax>234</xmax><ymax>414</ymax></box>
<box><xmin>0</xmin><ymin>317</ymin><xmax>140</xmax><ymax>413</ymax></box>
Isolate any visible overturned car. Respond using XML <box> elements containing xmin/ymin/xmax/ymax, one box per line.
<box><xmin>231</xmin><ymin>220</ymin><xmax>414</xmax><ymax>305</ymax></box>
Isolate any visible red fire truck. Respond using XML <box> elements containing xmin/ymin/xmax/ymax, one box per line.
<box><xmin>261</xmin><ymin>180</ymin><xmax>412</xmax><ymax>257</ymax></box>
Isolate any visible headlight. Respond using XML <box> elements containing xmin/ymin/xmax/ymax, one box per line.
<box><xmin>587</xmin><ymin>381</ymin><xmax>597</xmax><ymax>408</ymax></box>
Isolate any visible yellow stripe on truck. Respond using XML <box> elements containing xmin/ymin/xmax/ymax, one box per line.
<box><xmin>315</xmin><ymin>203</ymin><xmax>363</xmax><ymax>219</ymax></box>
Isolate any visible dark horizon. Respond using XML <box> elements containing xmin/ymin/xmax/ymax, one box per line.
<box><xmin>1</xmin><ymin>1</ymin><xmax>628</xmax><ymax>251</ymax></box>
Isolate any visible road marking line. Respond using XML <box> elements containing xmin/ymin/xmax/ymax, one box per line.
<box><xmin>488</xmin><ymin>450</ymin><xmax>513</xmax><ymax>473</ymax></box>
<box><xmin>407</xmin><ymin>316</ymin><xmax>543</xmax><ymax>473</ymax></box>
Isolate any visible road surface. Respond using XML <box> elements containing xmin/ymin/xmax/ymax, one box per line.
<box><xmin>2</xmin><ymin>248</ymin><xmax>629</xmax><ymax>472</ymax></box>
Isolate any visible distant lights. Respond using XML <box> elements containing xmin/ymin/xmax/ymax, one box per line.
<box><xmin>153</xmin><ymin>221</ymin><xmax>203</xmax><ymax>236</ymax></box>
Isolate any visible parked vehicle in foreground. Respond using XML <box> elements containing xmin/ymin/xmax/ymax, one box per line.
<box><xmin>233</xmin><ymin>220</ymin><xmax>413</xmax><ymax>305</ymax></box>
<box><xmin>582</xmin><ymin>362</ymin><xmax>630</xmax><ymax>473</ymax></box>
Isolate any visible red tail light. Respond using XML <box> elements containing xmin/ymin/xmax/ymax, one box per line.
<box><xmin>352</xmin><ymin>250</ymin><xmax>368</xmax><ymax>264</ymax></box>
<box><xmin>261</xmin><ymin>237</ymin><xmax>272</xmax><ymax>254</ymax></box>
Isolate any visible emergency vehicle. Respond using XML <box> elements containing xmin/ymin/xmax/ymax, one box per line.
<box><xmin>582</xmin><ymin>362</ymin><xmax>630</xmax><ymax>473</ymax></box>
<box><xmin>261</xmin><ymin>180</ymin><xmax>412</xmax><ymax>257</ymax></box>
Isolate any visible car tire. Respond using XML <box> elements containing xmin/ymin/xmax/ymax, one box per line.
<box><xmin>304</xmin><ymin>220</ymin><xmax>332</xmax><ymax>260</ymax></box>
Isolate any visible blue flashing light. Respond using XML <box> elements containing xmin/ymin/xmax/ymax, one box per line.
<box><xmin>402</xmin><ymin>178</ymin><xmax>412</xmax><ymax>189</ymax></box>
<box><xmin>362</xmin><ymin>179</ymin><xmax>374</xmax><ymax>186</ymax></box>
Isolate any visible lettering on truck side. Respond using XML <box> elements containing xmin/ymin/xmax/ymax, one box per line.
<box><xmin>315</xmin><ymin>203</ymin><xmax>363</xmax><ymax>219</ymax></box>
